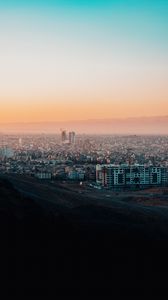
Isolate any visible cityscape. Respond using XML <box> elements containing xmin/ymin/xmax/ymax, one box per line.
<box><xmin>0</xmin><ymin>132</ymin><xmax>168</xmax><ymax>189</ymax></box>
<box><xmin>1</xmin><ymin>0</ymin><xmax>168</xmax><ymax>294</ymax></box>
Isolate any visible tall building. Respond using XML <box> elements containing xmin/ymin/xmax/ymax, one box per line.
<box><xmin>0</xmin><ymin>147</ymin><xmax>14</xmax><ymax>159</ymax></box>
<box><xmin>61</xmin><ymin>130</ymin><xmax>67</xmax><ymax>143</ymax></box>
<box><xmin>19</xmin><ymin>138</ymin><xmax>22</xmax><ymax>147</ymax></box>
<box><xmin>69</xmin><ymin>131</ymin><xmax>76</xmax><ymax>144</ymax></box>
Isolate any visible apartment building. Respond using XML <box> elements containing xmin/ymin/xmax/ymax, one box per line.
<box><xmin>96</xmin><ymin>164</ymin><xmax>168</xmax><ymax>188</ymax></box>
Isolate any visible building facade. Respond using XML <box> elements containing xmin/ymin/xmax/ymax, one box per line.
<box><xmin>96</xmin><ymin>164</ymin><xmax>168</xmax><ymax>188</ymax></box>
<box><xmin>69</xmin><ymin>131</ymin><xmax>76</xmax><ymax>144</ymax></box>
<box><xmin>61</xmin><ymin>130</ymin><xmax>67</xmax><ymax>143</ymax></box>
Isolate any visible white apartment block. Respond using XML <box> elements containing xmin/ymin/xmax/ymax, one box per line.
<box><xmin>96</xmin><ymin>164</ymin><xmax>168</xmax><ymax>188</ymax></box>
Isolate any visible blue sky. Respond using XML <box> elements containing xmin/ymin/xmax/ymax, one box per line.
<box><xmin>0</xmin><ymin>0</ymin><xmax>167</xmax><ymax>10</ymax></box>
<box><xmin>0</xmin><ymin>0</ymin><xmax>167</xmax><ymax>122</ymax></box>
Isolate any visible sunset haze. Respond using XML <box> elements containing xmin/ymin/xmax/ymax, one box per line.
<box><xmin>0</xmin><ymin>0</ymin><xmax>168</xmax><ymax>126</ymax></box>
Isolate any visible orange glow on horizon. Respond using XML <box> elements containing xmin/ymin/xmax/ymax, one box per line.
<box><xmin>0</xmin><ymin>3</ymin><xmax>168</xmax><ymax>126</ymax></box>
<box><xmin>0</xmin><ymin>96</ymin><xmax>168</xmax><ymax>123</ymax></box>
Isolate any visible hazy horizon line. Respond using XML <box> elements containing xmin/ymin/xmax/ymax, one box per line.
<box><xmin>0</xmin><ymin>115</ymin><xmax>168</xmax><ymax>125</ymax></box>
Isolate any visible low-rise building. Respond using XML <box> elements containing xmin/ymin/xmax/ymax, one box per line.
<box><xmin>35</xmin><ymin>172</ymin><xmax>52</xmax><ymax>180</ymax></box>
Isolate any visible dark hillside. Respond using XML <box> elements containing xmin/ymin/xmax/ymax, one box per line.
<box><xmin>1</xmin><ymin>178</ymin><xmax>168</xmax><ymax>295</ymax></box>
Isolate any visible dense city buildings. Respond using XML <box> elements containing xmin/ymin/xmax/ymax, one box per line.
<box><xmin>0</xmin><ymin>133</ymin><xmax>168</xmax><ymax>188</ymax></box>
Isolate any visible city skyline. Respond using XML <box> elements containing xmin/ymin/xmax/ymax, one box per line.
<box><xmin>0</xmin><ymin>0</ymin><xmax>168</xmax><ymax>126</ymax></box>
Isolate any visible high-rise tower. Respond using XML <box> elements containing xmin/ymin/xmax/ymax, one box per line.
<box><xmin>69</xmin><ymin>131</ymin><xmax>76</xmax><ymax>144</ymax></box>
<box><xmin>61</xmin><ymin>130</ymin><xmax>67</xmax><ymax>143</ymax></box>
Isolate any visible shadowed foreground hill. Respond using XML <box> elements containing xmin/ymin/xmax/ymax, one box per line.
<box><xmin>1</xmin><ymin>178</ymin><xmax>168</xmax><ymax>295</ymax></box>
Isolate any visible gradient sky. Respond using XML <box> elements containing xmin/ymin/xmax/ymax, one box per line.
<box><xmin>0</xmin><ymin>0</ymin><xmax>168</xmax><ymax>123</ymax></box>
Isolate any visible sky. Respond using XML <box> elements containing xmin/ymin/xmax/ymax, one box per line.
<box><xmin>0</xmin><ymin>0</ymin><xmax>168</xmax><ymax>123</ymax></box>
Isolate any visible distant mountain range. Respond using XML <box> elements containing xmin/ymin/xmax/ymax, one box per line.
<box><xmin>0</xmin><ymin>116</ymin><xmax>168</xmax><ymax>134</ymax></box>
